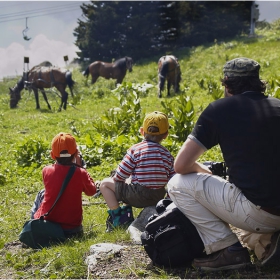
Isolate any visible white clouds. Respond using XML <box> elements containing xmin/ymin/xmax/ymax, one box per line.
<box><xmin>0</xmin><ymin>34</ymin><xmax>80</xmax><ymax>79</ymax></box>
<box><xmin>0</xmin><ymin>1</ymin><xmax>85</xmax><ymax>79</ymax></box>
<box><xmin>256</xmin><ymin>1</ymin><xmax>280</xmax><ymax>22</ymax></box>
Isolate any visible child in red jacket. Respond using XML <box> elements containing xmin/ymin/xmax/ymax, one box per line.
<box><xmin>31</xmin><ymin>132</ymin><xmax>96</xmax><ymax>238</ymax></box>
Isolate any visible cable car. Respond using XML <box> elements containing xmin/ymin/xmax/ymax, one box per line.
<box><xmin>22</xmin><ymin>17</ymin><xmax>31</xmax><ymax>41</ymax></box>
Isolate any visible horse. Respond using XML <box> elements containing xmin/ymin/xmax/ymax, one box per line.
<box><xmin>9</xmin><ymin>66</ymin><xmax>75</xmax><ymax>111</ymax></box>
<box><xmin>83</xmin><ymin>56</ymin><xmax>133</xmax><ymax>85</ymax></box>
<box><xmin>158</xmin><ymin>55</ymin><xmax>181</xmax><ymax>98</ymax></box>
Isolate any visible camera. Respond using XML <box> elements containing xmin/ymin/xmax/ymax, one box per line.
<box><xmin>203</xmin><ymin>161</ymin><xmax>227</xmax><ymax>179</ymax></box>
<box><xmin>79</xmin><ymin>153</ymin><xmax>87</xmax><ymax>168</ymax></box>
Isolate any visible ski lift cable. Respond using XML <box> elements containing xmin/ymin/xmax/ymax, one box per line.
<box><xmin>0</xmin><ymin>7</ymin><xmax>80</xmax><ymax>24</ymax></box>
<box><xmin>0</xmin><ymin>3</ymin><xmax>80</xmax><ymax>18</ymax></box>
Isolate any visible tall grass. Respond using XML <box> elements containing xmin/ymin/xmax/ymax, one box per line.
<box><xmin>1</xmin><ymin>21</ymin><xmax>280</xmax><ymax>278</ymax></box>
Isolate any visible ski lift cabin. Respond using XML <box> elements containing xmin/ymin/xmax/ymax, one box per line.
<box><xmin>22</xmin><ymin>18</ymin><xmax>31</xmax><ymax>41</ymax></box>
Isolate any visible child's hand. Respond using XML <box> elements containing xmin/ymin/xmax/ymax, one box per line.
<box><xmin>76</xmin><ymin>151</ymin><xmax>86</xmax><ymax>168</ymax></box>
<box><xmin>75</xmin><ymin>153</ymin><xmax>82</xmax><ymax>166</ymax></box>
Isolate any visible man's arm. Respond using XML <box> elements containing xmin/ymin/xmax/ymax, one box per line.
<box><xmin>174</xmin><ymin>137</ymin><xmax>212</xmax><ymax>175</ymax></box>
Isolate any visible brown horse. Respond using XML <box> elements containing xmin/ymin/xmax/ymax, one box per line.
<box><xmin>83</xmin><ymin>56</ymin><xmax>133</xmax><ymax>85</ymax></box>
<box><xmin>158</xmin><ymin>55</ymin><xmax>181</xmax><ymax>98</ymax></box>
<box><xmin>9</xmin><ymin>66</ymin><xmax>75</xmax><ymax>111</ymax></box>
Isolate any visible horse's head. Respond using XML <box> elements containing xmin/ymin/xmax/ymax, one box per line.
<box><xmin>9</xmin><ymin>77</ymin><xmax>24</xmax><ymax>108</ymax></box>
<box><xmin>125</xmin><ymin>57</ymin><xmax>133</xmax><ymax>72</ymax></box>
<box><xmin>9</xmin><ymin>86</ymin><xmax>21</xmax><ymax>108</ymax></box>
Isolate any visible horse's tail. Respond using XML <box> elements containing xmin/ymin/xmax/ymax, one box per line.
<box><xmin>83</xmin><ymin>66</ymin><xmax>89</xmax><ymax>78</ymax></box>
<box><xmin>159</xmin><ymin>61</ymin><xmax>169</xmax><ymax>78</ymax></box>
<box><xmin>65</xmin><ymin>71</ymin><xmax>75</xmax><ymax>97</ymax></box>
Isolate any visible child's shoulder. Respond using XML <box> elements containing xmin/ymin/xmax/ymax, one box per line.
<box><xmin>131</xmin><ymin>140</ymin><xmax>171</xmax><ymax>152</ymax></box>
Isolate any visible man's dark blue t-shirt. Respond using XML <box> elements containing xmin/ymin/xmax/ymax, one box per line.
<box><xmin>191</xmin><ymin>91</ymin><xmax>280</xmax><ymax>208</ymax></box>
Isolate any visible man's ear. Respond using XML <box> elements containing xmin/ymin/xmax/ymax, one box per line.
<box><xmin>224</xmin><ymin>86</ymin><xmax>233</xmax><ymax>98</ymax></box>
<box><xmin>163</xmin><ymin>131</ymin><xmax>169</xmax><ymax>139</ymax></box>
<box><xmin>139</xmin><ymin>127</ymin><xmax>145</xmax><ymax>136</ymax></box>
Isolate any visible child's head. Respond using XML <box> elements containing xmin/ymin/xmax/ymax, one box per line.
<box><xmin>142</xmin><ymin>111</ymin><xmax>169</xmax><ymax>142</ymax></box>
<box><xmin>50</xmin><ymin>132</ymin><xmax>77</xmax><ymax>164</ymax></box>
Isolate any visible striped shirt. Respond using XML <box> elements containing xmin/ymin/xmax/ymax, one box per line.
<box><xmin>114</xmin><ymin>140</ymin><xmax>176</xmax><ymax>189</ymax></box>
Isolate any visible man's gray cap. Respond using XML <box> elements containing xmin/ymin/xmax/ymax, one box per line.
<box><xmin>223</xmin><ymin>57</ymin><xmax>260</xmax><ymax>77</ymax></box>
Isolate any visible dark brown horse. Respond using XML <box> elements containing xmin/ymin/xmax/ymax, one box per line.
<box><xmin>83</xmin><ymin>56</ymin><xmax>133</xmax><ymax>85</ymax></box>
<box><xmin>9</xmin><ymin>66</ymin><xmax>75</xmax><ymax>111</ymax></box>
<box><xmin>158</xmin><ymin>55</ymin><xmax>181</xmax><ymax>98</ymax></box>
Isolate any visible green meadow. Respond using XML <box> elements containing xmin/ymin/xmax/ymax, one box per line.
<box><xmin>1</xmin><ymin>20</ymin><xmax>280</xmax><ymax>278</ymax></box>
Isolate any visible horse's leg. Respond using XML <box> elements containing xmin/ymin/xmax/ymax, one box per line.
<box><xmin>40</xmin><ymin>89</ymin><xmax>51</xmax><ymax>110</ymax></box>
<box><xmin>69</xmin><ymin>87</ymin><xmax>74</xmax><ymax>98</ymax></box>
<box><xmin>175</xmin><ymin>74</ymin><xmax>181</xmax><ymax>93</ymax></box>
<box><xmin>91</xmin><ymin>74</ymin><xmax>99</xmax><ymax>84</ymax></box>
<box><xmin>115</xmin><ymin>71</ymin><xmax>126</xmax><ymax>86</ymax></box>
<box><xmin>158</xmin><ymin>75</ymin><xmax>165</xmax><ymax>98</ymax></box>
<box><xmin>65</xmin><ymin>71</ymin><xmax>75</xmax><ymax>97</ymax></box>
<box><xmin>116</xmin><ymin>77</ymin><xmax>124</xmax><ymax>86</ymax></box>
<box><xmin>33</xmin><ymin>88</ymin><xmax>40</xmax><ymax>109</ymax></box>
<box><xmin>167</xmin><ymin>80</ymin><xmax>171</xmax><ymax>96</ymax></box>
<box><xmin>174</xmin><ymin>82</ymin><xmax>180</xmax><ymax>93</ymax></box>
<box><xmin>59</xmin><ymin>91</ymin><xmax>68</xmax><ymax>111</ymax></box>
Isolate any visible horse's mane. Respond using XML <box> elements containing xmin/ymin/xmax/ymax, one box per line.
<box><xmin>15</xmin><ymin>76</ymin><xmax>25</xmax><ymax>92</ymax></box>
<box><xmin>114</xmin><ymin>57</ymin><xmax>131</xmax><ymax>70</ymax></box>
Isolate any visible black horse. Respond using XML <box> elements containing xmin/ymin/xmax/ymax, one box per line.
<box><xmin>158</xmin><ymin>55</ymin><xmax>181</xmax><ymax>98</ymax></box>
<box><xmin>83</xmin><ymin>56</ymin><xmax>133</xmax><ymax>85</ymax></box>
<box><xmin>9</xmin><ymin>66</ymin><xmax>75</xmax><ymax>111</ymax></box>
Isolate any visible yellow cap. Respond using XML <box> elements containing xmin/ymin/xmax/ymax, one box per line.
<box><xmin>143</xmin><ymin>111</ymin><xmax>169</xmax><ymax>135</ymax></box>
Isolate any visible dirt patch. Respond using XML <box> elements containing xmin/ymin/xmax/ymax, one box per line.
<box><xmin>85</xmin><ymin>242</ymin><xmax>280</xmax><ymax>279</ymax></box>
<box><xmin>3</xmin><ymin>237</ymin><xmax>280</xmax><ymax>279</ymax></box>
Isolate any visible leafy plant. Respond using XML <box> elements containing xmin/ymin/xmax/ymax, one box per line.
<box><xmin>196</xmin><ymin>78</ymin><xmax>206</xmax><ymax>89</ymax></box>
<box><xmin>15</xmin><ymin>136</ymin><xmax>51</xmax><ymax>168</ymax></box>
<box><xmin>92</xmin><ymin>82</ymin><xmax>152</xmax><ymax>137</ymax></box>
<box><xmin>266</xmin><ymin>77</ymin><xmax>280</xmax><ymax>98</ymax></box>
<box><xmin>161</xmin><ymin>89</ymin><xmax>195</xmax><ymax>143</ymax></box>
<box><xmin>207</xmin><ymin>79</ymin><xmax>223</xmax><ymax>100</ymax></box>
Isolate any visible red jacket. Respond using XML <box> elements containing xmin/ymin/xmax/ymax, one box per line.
<box><xmin>34</xmin><ymin>164</ymin><xmax>96</xmax><ymax>229</ymax></box>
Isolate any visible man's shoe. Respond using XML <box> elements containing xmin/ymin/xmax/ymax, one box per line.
<box><xmin>193</xmin><ymin>247</ymin><xmax>251</xmax><ymax>271</ymax></box>
<box><xmin>261</xmin><ymin>231</ymin><xmax>280</xmax><ymax>267</ymax></box>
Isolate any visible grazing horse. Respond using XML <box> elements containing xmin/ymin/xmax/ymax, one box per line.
<box><xmin>83</xmin><ymin>56</ymin><xmax>133</xmax><ymax>85</ymax></box>
<box><xmin>9</xmin><ymin>66</ymin><xmax>75</xmax><ymax>111</ymax></box>
<box><xmin>158</xmin><ymin>55</ymin><xmax>181</xmax><ymax>98</ymax></box>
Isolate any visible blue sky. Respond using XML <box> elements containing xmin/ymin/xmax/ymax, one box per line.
<box><xmin>256</xmin><ymin>1</ymin><xmax>280</xmax><ymax>22</ymax></box>
<box><xmin>0</xmin><ymin>1</ymin><xmax>279</xmax><ymax>80</ymax></box>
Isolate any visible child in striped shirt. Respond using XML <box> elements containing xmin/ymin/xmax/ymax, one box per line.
<box><xmin>99</xmin><ymin>111</ymin><xmax>175</xmax><ymax>231</ymax></box>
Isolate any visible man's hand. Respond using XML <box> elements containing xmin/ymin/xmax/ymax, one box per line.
<box><xmin>174</xmin><ymin>138</ymin><xmax>209</xmax><ymax>175</ymax></box>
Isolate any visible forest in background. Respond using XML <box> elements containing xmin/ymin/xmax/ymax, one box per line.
<box><xmin>73</xmin><ymin>1</ymin><xmax>253</xmax><ymax>63</ymax></box>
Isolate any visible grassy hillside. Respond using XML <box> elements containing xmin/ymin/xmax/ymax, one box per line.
<box><xmin>1</xmin><ymin>20</ymin><xmax>280</xmax><ymax>278</ymax></box>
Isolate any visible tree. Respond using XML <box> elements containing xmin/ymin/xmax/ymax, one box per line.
<box><xmin>74</xmin><ymin>1</ymin><xmax>161</xmax><ymax>63</ymax></box>
<box><xmin>73</xmin><ymin>1</ymin><xmax>252</xmax><ymax>63</ymax></box>
<box><xmin>174</xmin><ymin>1</ymin><xmax>252</xmax><ymax>47</ymax></box>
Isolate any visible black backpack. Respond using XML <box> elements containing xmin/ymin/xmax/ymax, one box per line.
<box><xmin>141</xmin><ymin>199</ymin><xmax>205</xmax><ymax>267</ymax></box>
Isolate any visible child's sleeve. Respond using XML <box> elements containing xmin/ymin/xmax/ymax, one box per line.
<box><xmin>81</xmin><ymin>170</ymin><xmax>97</xmax><ymax>196</ymax></box>
<box><xmin>114</xmin><ymin>149</ymin><xmax>136</xmax><ymax>181</ymax></box>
